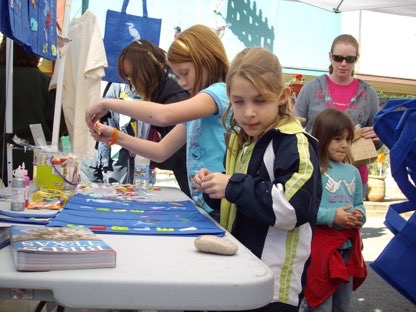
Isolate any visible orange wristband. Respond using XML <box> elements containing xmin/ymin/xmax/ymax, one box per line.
<box><xmin>108</xmin><ymin>128</ymin><xmax>119</xmax><ymax>146</ymax></box>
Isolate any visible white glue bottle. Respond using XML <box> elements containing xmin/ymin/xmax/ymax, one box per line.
<box><xmin>11</xmin><ymin>165</ymin><xmax>25</xmax><ymax>211</ymax></box>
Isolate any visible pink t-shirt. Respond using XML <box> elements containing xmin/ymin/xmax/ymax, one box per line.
<box><xmin>327</xmin><ymin>77</ymin><xmax>359</xmax><ymax>112</ymax></box>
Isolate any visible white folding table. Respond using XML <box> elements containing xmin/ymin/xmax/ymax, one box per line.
<box><xmin>0</xmin><ymin>187</ymin><xmax>274</xmax><ymax>310</ymax></box>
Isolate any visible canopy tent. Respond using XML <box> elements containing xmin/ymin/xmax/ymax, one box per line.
<box><xmin>285</xmin><ymin>0</ymin><xmax>416</xmax><ymax>17</ymax></box>
<box><xmin>3</xmin><ymin>0</ymin><xmax>415</xmax><ymax>186</ymax></box>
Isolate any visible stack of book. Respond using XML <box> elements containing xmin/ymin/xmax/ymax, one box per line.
<box><xmin>0</xmin><ymin>226</ymin><xmax>10</xmax><ymax>249</ymax></box>
<box><xmin>10</xmin><ymin>225</ymin><xmax>116</xmax><ymax>271</ymax></box>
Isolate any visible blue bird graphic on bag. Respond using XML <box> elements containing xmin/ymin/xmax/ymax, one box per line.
<box><xmin>126</xmin><ymin>22</ymin><xmax>141</xmax><ymax>40</ymax></box>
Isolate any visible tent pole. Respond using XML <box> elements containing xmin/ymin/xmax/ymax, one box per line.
<box><xmin>5</xmin><ymin>38</ymin><xmax>14</xmax><ymax>185</ymax></box>
<box><xmin>334</xmin><ymin>0</ymin><xmax>344</xmax><ymax>13</ymax></box>
<box><xmin>51</xmin><ymin>0</ymin><xmax>72</xmax><ymax>150</ymax></box>
<box><xmin>82</xmin><ymin>0</ymin><xmax>89</xmax><ymax>14</ymax></box>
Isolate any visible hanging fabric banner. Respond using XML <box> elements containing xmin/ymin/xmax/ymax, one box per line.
<box><xmin>0</xmin><ymin>0</ymin><xmax>57</xmax><ymax>60</ymax></box>
<box><xmin>0</xmin><ymin>0</ymin><xmax>30</xmax><ymax>46</ymax></box>
<box><xmin>27</xmin><ymin>0</ymin><xmax>58</xmax><ymax>60</ymax></box>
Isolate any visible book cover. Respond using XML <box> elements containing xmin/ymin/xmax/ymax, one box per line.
<box><xmin>10</xmin><ymin>226</ymin><xmax>116</xmax><ymax>271</ymax></box>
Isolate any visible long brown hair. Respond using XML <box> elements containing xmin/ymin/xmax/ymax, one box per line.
<box><xmin>224</xmin><ymin>47</ymin><xmax>294</xmax><ymax>147</ymax></box>
<box><xmin>167</xmin><ymin>24</ymin><xmax>229</xmax><ymax>96</ymax></box>
<box><xmin>117</xmin><ymin>39</ymin><xmax>167</xmax><ymax>101</ymax></box>
<box><xmin>311</xmin><ymin>108</ymin><xmax>354</xmax><ymax>173</ymax></box>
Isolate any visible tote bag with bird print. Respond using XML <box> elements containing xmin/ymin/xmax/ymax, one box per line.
<box><xmin>103</xmin><ymin>0</ymin><xmax>162</xmax><ymax>83</ymax></box>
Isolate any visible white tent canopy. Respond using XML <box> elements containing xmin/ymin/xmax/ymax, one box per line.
<box><xmin>286</xmin><ymin>0</ymin><xmax>416</xmax><ymax>16</ymax></box>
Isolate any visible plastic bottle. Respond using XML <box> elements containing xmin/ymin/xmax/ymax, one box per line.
<box><xmin>11</xmin><ymin>166</ymin><xmax>25</xmax><ymax>211</ymax></box>
<box><xmin>21</xmin><ymin>163</ymin><xmax>30</xmax><ymax>207</ymax></box>
<box><xmin>133</xmin><ymin>155</ymin><xmax>150</xmax><ymax>195</ymax></box>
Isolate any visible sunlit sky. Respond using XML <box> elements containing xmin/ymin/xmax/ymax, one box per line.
<box><xmin>69</xmin><ymin>0</ymin><xmax>416</xmax><ymax>79</ymax></box>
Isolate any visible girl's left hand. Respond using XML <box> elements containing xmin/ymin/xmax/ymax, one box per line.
<box><xmin>348</xmin><ymin>209</ymin><xmax>364</xmax><ymax>228</ymax></box>
<box><xmin>193</xmin><ymin>168</ymin><xmax>211</xmax><ymax>192</ymax></box>
<box><xmin>200</xmin><ymin>172</ymin><xmax>231</xmax><ymax>199</ymax></box>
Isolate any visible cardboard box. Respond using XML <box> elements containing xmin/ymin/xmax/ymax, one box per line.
<box><xmin>351</xmin><ymin>129</ymin><xmax>378</xmax><ymax>167</ymax></box>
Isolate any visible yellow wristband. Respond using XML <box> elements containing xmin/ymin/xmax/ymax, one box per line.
<box><xmin>108</xmin><ymin>128</ymin><xmax>119</xmax><ymax>146</ymax></box>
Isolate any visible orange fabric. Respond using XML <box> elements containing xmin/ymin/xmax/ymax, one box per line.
<box><xmin>56</xmin><ymin>0</ymin><xmax>66</xmax><ymax>31</ymax></box>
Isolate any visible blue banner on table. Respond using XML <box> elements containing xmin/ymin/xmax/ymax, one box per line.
<box><xmin>103</xmin><ymin>0</ymin><xmax>162</xmax><ymax>83</ymax></box>
<box><xmin>48</xmin><ymin>194</ymin><xmax>225</xmax><ymax>236</ymax></box>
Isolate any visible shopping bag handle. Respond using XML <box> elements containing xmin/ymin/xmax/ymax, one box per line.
<box><xmin>390</xmin><ymin>110</ymin><xmax>416</xmax><ymax>203</ymax></box>
<box><xmin>384</xmin><ymin>201</ymin><xmax>414</xmax><ymax>235</ymax></box>
<box><xmin>122</xmin><ymin>0</ymin><xmax>148</xmax><ymax>17</ymax></box>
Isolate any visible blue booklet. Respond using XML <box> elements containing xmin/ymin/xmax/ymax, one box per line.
<box><xmin>0</xmin><ymin>209</ymin><xmax>58</xmax><ymax>225</ymax></box>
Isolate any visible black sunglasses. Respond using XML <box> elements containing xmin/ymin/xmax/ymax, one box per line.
<box><xmin>331</xmin><ymin>54</ymin><xmax>358</xmax><ymax>63</ymax></box>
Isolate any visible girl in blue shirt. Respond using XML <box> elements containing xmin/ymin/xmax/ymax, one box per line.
<box><xmin>85</xmin><ymin>25</ymin><xmax>229</xmax><ymax>218</ymax></box>
<box><xmin>304</xmin><ymin>108</ymin><xmax>367</xmax><ymax>312</ymax></box>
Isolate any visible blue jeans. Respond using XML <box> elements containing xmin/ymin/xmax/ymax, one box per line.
<box><xmin>362</xmin><ymin>182</ymin><xmax>368</xmax><ymax>201</ymax></box>
<box><xmin>303</xmin><ymin>249</ymin><xmax>353</xmax><ymax>312</ymax></box>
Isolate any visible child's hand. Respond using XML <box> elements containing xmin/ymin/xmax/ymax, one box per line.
<box><xmin>334</xmin><ymin>206</ymin><xmax>353</xmax><ymax>228</ymax></box>
<box><xmin>348</xmin><ymin>209</ymin><xmax>364</xmax><ymax>228</ymax></box>
<box><xmin>200</xmin><ymin>172</ymin><xmax>231</xmax><ymax>199</ymax></box>
<box><xmin>193</xmin><ymin>168</ymin><xmax>211</xmax><ymax>192</ymax></box>
<box><xmin>89</xmin><ymin>122</ymin><xmax>114</xmax><ymax>145</ymax></box>
<box><xmin>334</xmin><ymin>206</ymin><xmax>364</xmax><ymax>228</ymax></box>
<box><xmin>351</xmin><ymin>209</ymin><xmax>364</xmax><ymax>220</ymax></box>
<box><xmin>85</xmin><ymin>99</ymin><xmax>109</xmax><ymax>128</ymax></box>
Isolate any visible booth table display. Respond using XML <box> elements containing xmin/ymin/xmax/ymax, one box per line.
<box><xmin>0</xmin><ymin>187</ymin><xmax>274</xmax><ymax>310</ymax></box>
<box><xmin>47</xmin><ymin>193</ymin><xmax>225</xmax><ymax>236</ymax></box>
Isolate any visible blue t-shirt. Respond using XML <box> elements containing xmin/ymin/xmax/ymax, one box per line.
<box><xmin>319</xmin><ymin>160</ymin><xmax>366</xmax><ymax>249</ymax></box>
<box><xmin>319</xmin><ymin>161</ymin><xmax>366</xmax><ymax>225</ymax></box>
<box><xmin>186</xmin><ymin>82</ymin><xmax>229</xmax><ymax>212</ymax></box>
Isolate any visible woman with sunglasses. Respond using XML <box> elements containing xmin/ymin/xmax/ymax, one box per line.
<box><xmin>294</xmin><ymin>34</ymin><xmax>381</xmax><ymax>198</ymax></box>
